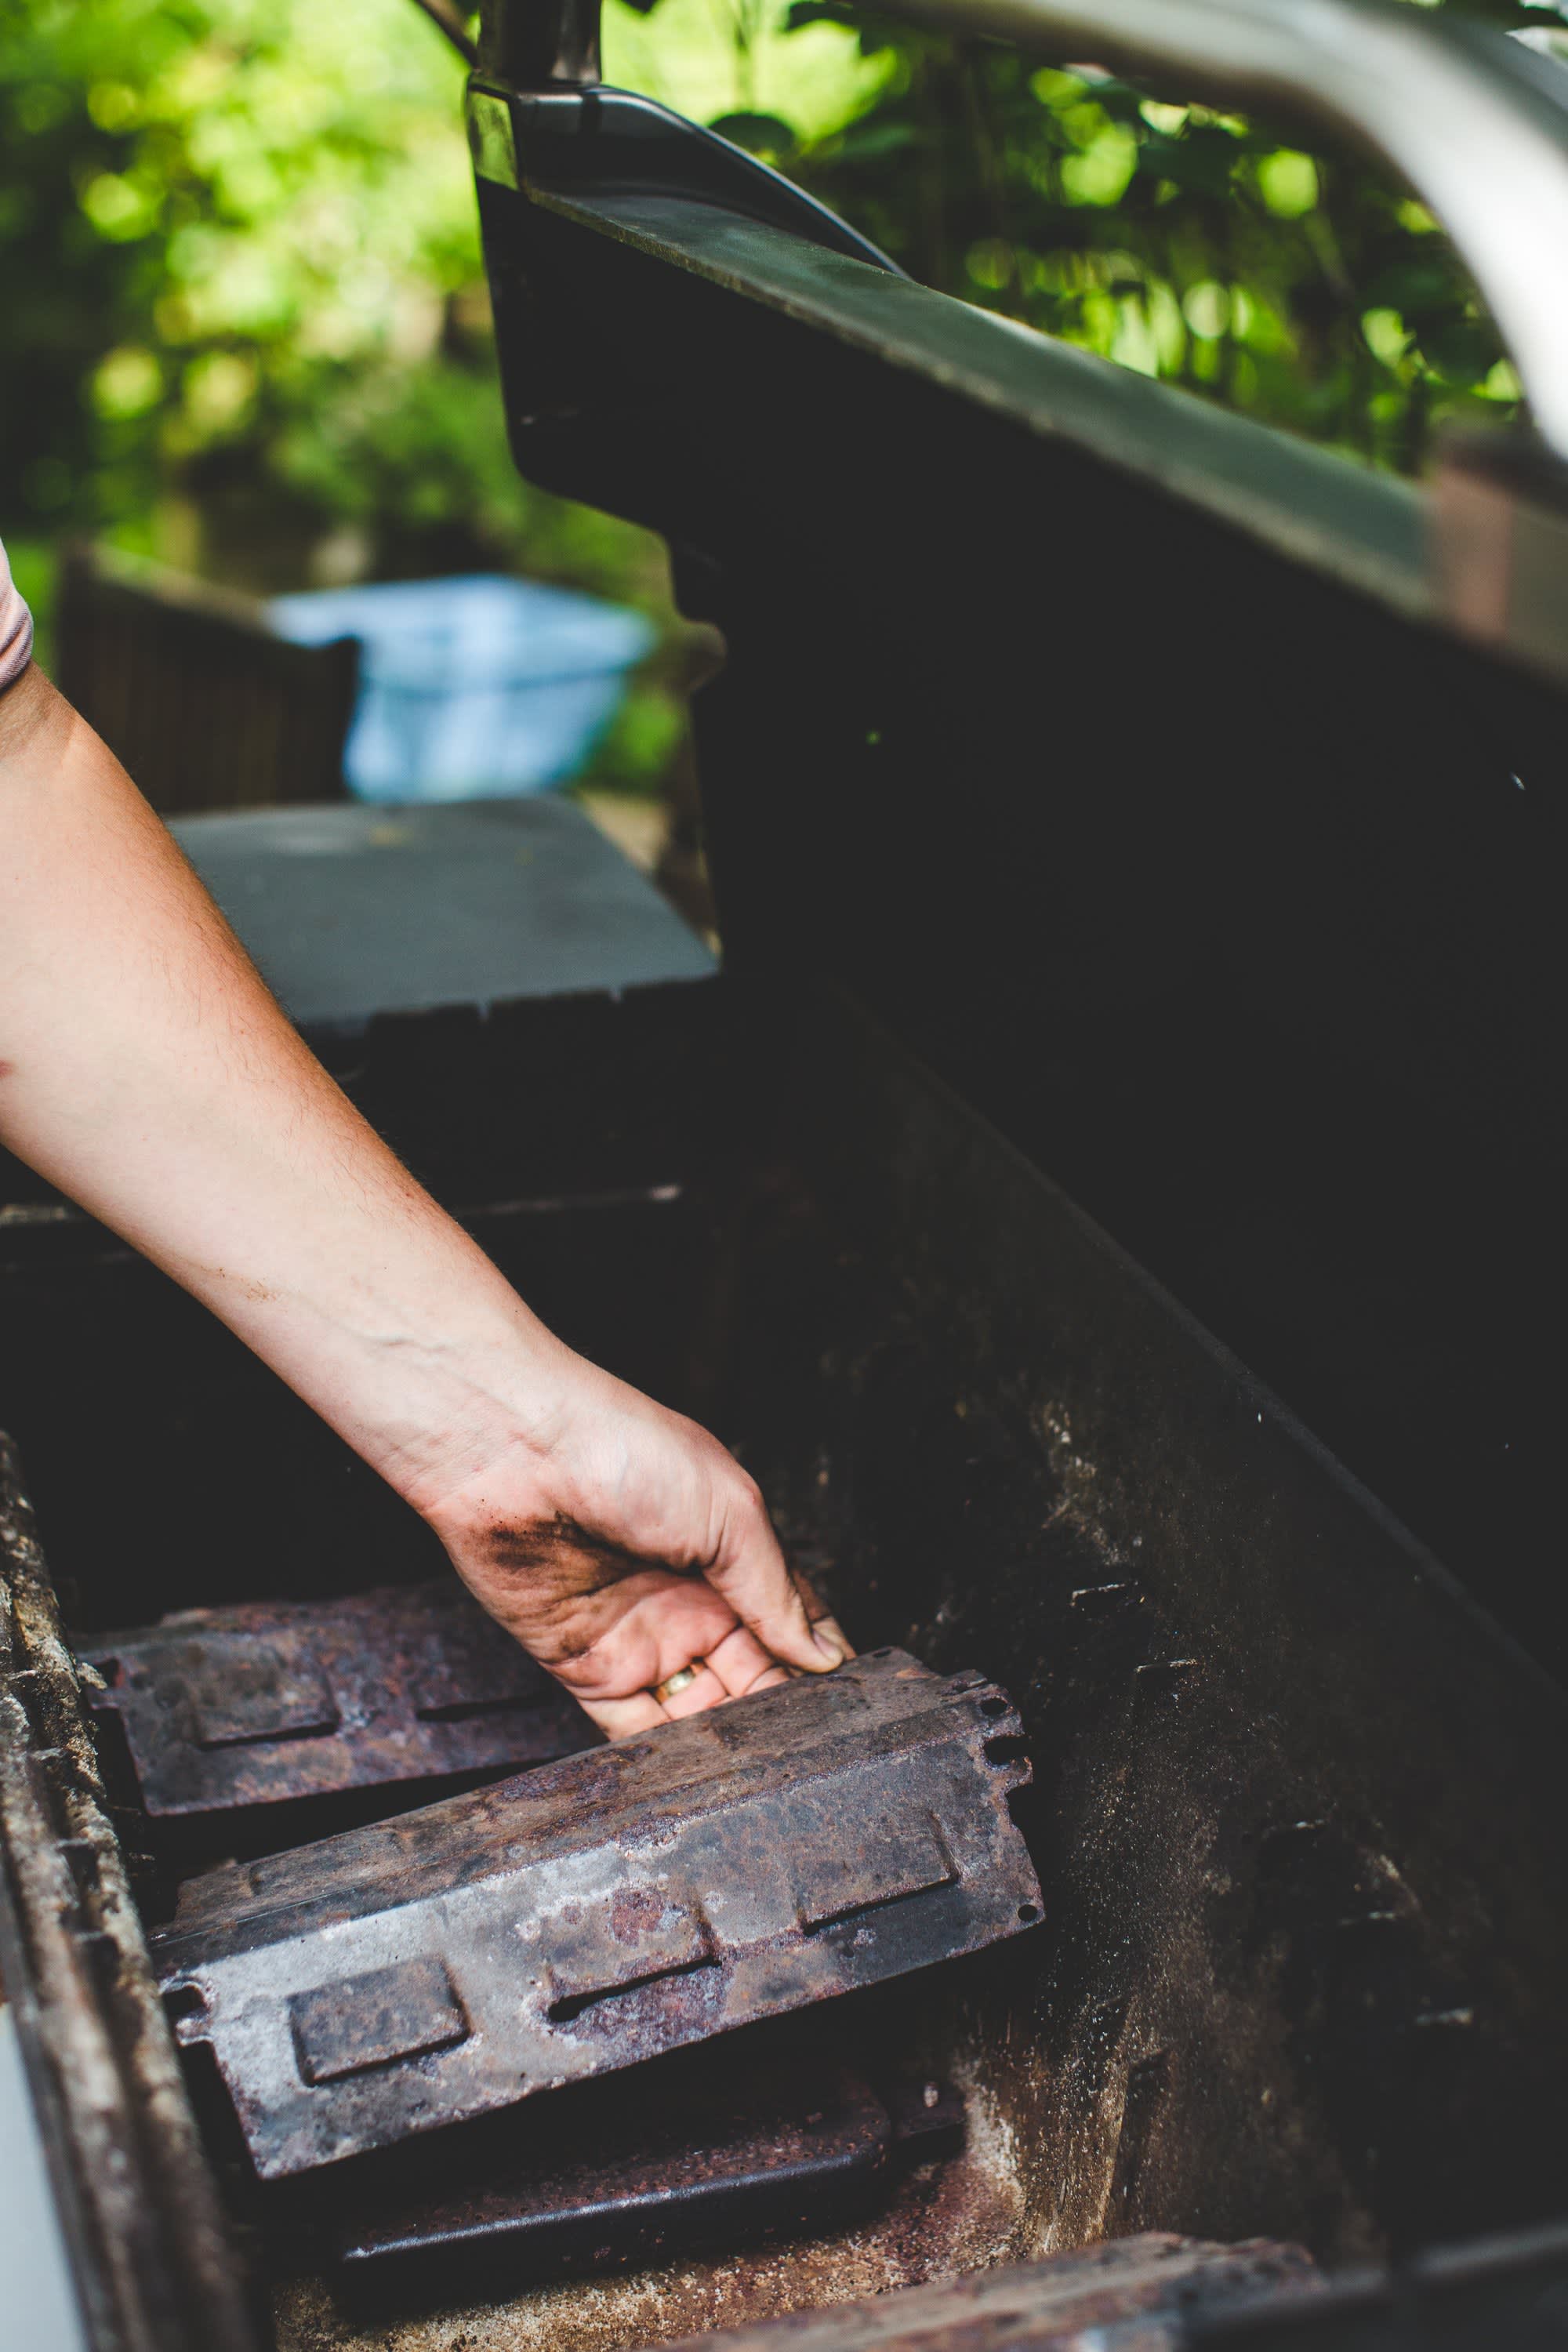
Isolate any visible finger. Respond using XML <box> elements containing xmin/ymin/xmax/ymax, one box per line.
<box><xmin>787</xmin><ymin>1570</ymin><xmax>856</xmax><ymax>1666</ymax></box>
<box><xmin>704</xmin><ymin>1622</ymin><xmax>791</xmax><ymax>1699</ymax></box>
<box><xmin>725</xmin><ymin>1664</ymin><xmax>790</xmax><ymax>1698</ymax></box>
<box><xmin>524</xmin><ymin>1570</ymin><xmax>740</xmax><ymax>1701</ymax></box>
<box><xmin>579</xmin><ymin>1689</ymin><xmax>670</xmax><ymax>1740</ymax></box>
<box><xmin>659</xmin><ymin>1661</ymin><xmax>729</xmax><ymax>1718</ymax></box>
<box><xmin>709</xmin><ymin>1490</ymin><xmax>848</xmax><ymax>1675</ymax></box>
<box><xmin>811</xmin><ymin>1612</ymin><xmax>856</xmax><ymax>1661</ymax></box>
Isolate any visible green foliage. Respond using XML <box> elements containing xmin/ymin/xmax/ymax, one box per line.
<box><xmin>0</xmin><ymin>0</ymin><xmax>698</xmax><ymax>616</ymax></box>
<box><xmin>601</xmin><ymin>0</ymin><xmax>885</xmax><ymax>139</ymax></box>
<box><xmin>4</xmin><ymin>0</ymin><xmax>452</xmax><ymax>558</ymax></box>
<box><xmin>0</xmin><ymin>0</ymin><xmax>705</xmax><ymax>781</ymax></box>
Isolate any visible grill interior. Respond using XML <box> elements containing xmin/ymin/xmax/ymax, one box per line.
<box><xmin>2</xmin><ymin>971</ymin><xmax>1565</xmax><ymax>2351</ymax></box>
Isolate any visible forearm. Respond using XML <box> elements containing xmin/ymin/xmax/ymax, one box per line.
<box><xmin>0</xmin><ymin>662</ymin><xmax>841</xmax><ymax>1720</ymax></box>
<box><xmin>0</xmin><ymin>666</ymin><xmax>564</xmax><ymax>1511</ymax></box>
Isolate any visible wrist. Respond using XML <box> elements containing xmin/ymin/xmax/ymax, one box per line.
<box><xmin>376</xmin><ymin>1330</ymin><xmax>585</xmax><ymax>1535</ymax></box>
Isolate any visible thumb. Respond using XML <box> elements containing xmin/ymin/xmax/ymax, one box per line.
<box><xmin>705</xmin><ymin>1477</ymin><xmax>852</xmax><ymax>1675</ymax></box>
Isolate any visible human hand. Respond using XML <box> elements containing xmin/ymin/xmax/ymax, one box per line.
<box><xmin>413</xmin><ymin>1348</ymin><xmax>851</xmax><ymax>1739</ymax></box>
<box><xmin>0</xmin><ymin>655</ymin><xmax>844</xmax><ymax>1730</ymax></box>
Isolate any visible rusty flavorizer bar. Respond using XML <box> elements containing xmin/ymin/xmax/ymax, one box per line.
<box><xmin>154</xmin><ymin>1650</ymin><xmax>1040</xmax><ymax>2180</ymax></box>
<box><xmin>82</xmin><ymin>1579</ymin><xmax>593</xmax><ymax>1822</ymax></box>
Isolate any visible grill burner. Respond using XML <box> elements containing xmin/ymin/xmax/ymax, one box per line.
<box><xmin>81</xmin><ymin>1579</ymin><xmax>594</xmax><ymax>1825</ymax></box>
<box><xmin>154</xmin><ymin>1650</ymin><xmax>1040</xmax><ymax>2180</ymax></box>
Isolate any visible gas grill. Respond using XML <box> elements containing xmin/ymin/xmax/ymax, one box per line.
<box><xmin>4</xmin><ymin>0</ymin><xmax>1568</xmax><ymax>2344</ymax></box>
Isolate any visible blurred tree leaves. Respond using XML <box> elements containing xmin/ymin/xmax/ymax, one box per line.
<box><xmin>0</xmin><ymin>0</ymin><xmax>699</xmax><ymax>612</ymax></box>
<box><xmin>3</xmin><ymin>0</ymin><xmax>471</xmax><ymax>570</ymax></box>
<box><xmin>0</xmin><ymin>0</ymin><xmax>725</xmax><ymax>786</ymax></box>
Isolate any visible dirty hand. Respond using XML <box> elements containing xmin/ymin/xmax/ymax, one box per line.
<box><xmin>409</xmin><ymin>1348</ymin><xmax>851</xmax><ymax>1740</ymax></box>
<box><xmin>0</xmin><ymin>662</ymin><xmax>845</xmax><ymax>1743</ymax></box>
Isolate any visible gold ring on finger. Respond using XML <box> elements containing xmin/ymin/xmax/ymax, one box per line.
<box><xmin>653</xmin><ymin>1663</ymin><xmax>703</xmax><ymax>1704</ymax></box>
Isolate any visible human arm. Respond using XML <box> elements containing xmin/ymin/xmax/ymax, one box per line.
<box><xmin>0</xmin><ymin>655</ymin><xmax>847</xmax><ymax>1734</ymax></box>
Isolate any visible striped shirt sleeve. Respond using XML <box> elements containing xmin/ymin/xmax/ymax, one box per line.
<box><xmin>0</xmin><ymin>537</ymin><xmax>34</xmax><ymax>692</ymax></box>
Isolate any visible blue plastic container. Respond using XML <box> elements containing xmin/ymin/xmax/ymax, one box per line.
<box><xmin>268</xmin><ymin>575</ymin><xmax>655</xmax><ymax>805</ymax></box>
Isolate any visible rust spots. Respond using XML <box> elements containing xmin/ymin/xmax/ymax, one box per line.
<box><xmin>80</xmin><ymin>1579</ymin><xmax>593</xmax><ymax>1831</ymax></box>
<box><xmin>609</xmin><ymin>1886</ymin><xmax>670</xmax><ymax>1945</ymax></box>
<box><xmin>151</xmin><ymin>1653</ymin><xmax>1040</xmax><ymax>2180</ymax></box>
<box><xmin>271</xmin><ymin>2085</ymin><xmax>1033</xmax><ymax>2352</ymax></box>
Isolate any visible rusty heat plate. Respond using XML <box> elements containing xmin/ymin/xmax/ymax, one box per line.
<box><xmin>81</xmin><ymin>1580</ymin><xmax>594</xmax><ymax>1820</ymax></box>
<box><xmin>332</xmin><ymin>2060</ymin><xmax>964</xmax><ymax>2284</ymax></box>
<box><xmin>660</xmin><ymin>2234</ymin><xmax>1321</xmax><ymax>2349</ymax></box>
<box><xmin>154</xmin><ymin>1650</ymin><xmax>1040</xmax><ymax>2180</ymax></box>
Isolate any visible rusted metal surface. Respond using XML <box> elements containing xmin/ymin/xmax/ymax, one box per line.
<box><xmin>154</xmin><ymin>1650</ymin><xmax>1040</xmax><ymax>2180</ymax></box>
<box><xmin>274</xmin><ymin>2046</ymin><xmax>1031</xmax><ymax>2352</ymax></box>
<box><xmin>82</xmin><ymin>1579</ymin><xmax>593</xmax><ymax>1823</ymax></box>
<box><xmin>332</xmin><ymin>2056</ymin><xmax>964</xmax><ymax>2285</ymax></box>
<box><xmin>659</xmin><ymin>2234</ymin><xmax>1320</xmax><ymax>2349</ymax></box>
<box><xmin>0</xmin><ymin>1433</ymin><xmax>262</xmax><ymax>2352</ymax></box>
